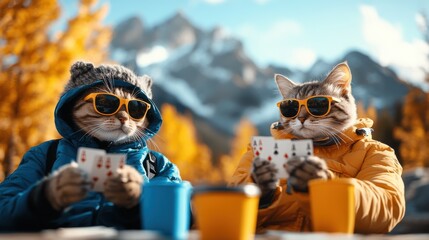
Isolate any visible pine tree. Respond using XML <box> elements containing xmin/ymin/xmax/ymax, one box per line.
<box><xmin>0</xmin><ymin>0</ymin><xmax>111</xmax><ymax>179</ymax></box>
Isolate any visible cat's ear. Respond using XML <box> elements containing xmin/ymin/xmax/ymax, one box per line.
<box><xmin>275</xmin><ymin>74</ymin><xmax>297</xmax><ymax>98</ymax></box>
<box><xmin>324</xmin><ymin>62</ymin><xmax>352</xmax><ymax>94</ymax></box>
<box><xmin>139</xmin><ymin>75</ymin><xmax>153</xmax><ymax>98</ymax></box>
<box><xmin>70</xmin><ymin>61</ymin><xmax>94</xmax><ymax>80</ymax></box>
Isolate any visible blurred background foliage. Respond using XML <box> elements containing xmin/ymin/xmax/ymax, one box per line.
<box><xmin>0</xmin><ymin>0</ymin><xmax>111</xmax><ymax>180</ymax></box>
<box><xmin>0</xmin><ymin>0</ymin><xmax>429</xmax><ymax>185</ymax></box>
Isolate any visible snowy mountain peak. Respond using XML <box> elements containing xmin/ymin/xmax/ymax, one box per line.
<box><xmin>150</xmin><ymin>11</ymin><xmax>200</xmax><ymax>49</ymax></box>
<box><xmin>111</xmin><ymin>12</ymin><xmax>411</xmax><ymax>140</ymax></box>
<box><xmin>111</xmin><ymin>16</ymin><xmax>145</xmax><ymax>51</ymax></box>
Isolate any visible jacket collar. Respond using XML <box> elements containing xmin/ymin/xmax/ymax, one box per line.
<box><xmin>270</xmin><ymin>118</ymin><xmax>374</xmax><ymax>147</ymax></box>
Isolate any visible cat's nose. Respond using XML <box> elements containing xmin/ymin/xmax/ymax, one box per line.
<box><xmin>117</xmin><ymin>111</ymin><xmax>129</xmax><ymax>124</ymax></box>
<box><xmin>298</xmin><ymin>117</ymin><xmax>306</xmax><ymax>124</ymax></box>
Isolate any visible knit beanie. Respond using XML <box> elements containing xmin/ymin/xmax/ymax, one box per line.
<box><xmin>56</xmin><ymin>61</ymin><xmax>162</xmax><ymax>138</ymax></box>
<box><xmin>63</xmin><ymin>61</ymin><xmax>153</xmax><ymax>98</ymax></box>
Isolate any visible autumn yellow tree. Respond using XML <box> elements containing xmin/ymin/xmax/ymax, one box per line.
<box><xmin>394</xmin><ymin>88</ymin><xmax>429</xmax><ymax>169</ymax></box>
<box><xmin>218</xmin><ymin>119</ymin><xmax>258</xmax><ymax>183</ymax></box>
<box><xmin>0</xmin><ymin>0</ymin><xmax>111</xmax><ymax>179</ymax></box>
<box><xmin>394</xmin><ymin>12</ymin><xmax>429</xmax><ymax>169</ymax></box>
<box><xmin>150</xmin><ymin>104</ymin><xmax>220</xmax><ymax>184</ymax></box>
<box><xmin>356</xmin><ymin>101</ymin><xmax>377</xmax><ymax>123</ymax></box>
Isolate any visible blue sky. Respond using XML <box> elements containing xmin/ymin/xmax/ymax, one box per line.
<box><xmin>60</xmin><ymin>0</ymin><xmax>429</xmax><ymax>87</ymax></box>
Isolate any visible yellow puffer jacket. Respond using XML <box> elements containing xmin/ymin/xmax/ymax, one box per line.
<box><xmin>229</xmin><ymin>118</ymin><xmax>405</xmax><ymax>234</ymax></box>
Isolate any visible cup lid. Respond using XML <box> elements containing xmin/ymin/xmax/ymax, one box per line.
<box><xmin>193</xmin><ymin>184</ymin><xmax>260</xmax><ymax>197</ymax></box>
<box><xmin>144</xmin><ymin>180</ymin><xmax>192</xmax><ymax>189</ymax></box>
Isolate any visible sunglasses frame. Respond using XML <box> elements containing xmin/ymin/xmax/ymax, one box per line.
<box><xmin>84</xmin><ymin>92</ymin><xmax>151</xmax><ymax>120</ymax></box>
<box><xmin>276</xmin><ymin>95</ymin><xmax>341</xmax><ymax>118</ymax></box>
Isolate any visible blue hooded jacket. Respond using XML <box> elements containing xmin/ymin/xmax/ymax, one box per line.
<box><xmin>0</xmin><ymin>77</ymin><xmax>181</xmax><ymax>231</ymax></box>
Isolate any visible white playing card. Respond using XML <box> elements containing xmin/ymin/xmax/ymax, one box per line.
<box><xmin>272</xmin><ymin>139</ymin><xmax>292</xmax><ymax>179</ymax></box>
<box><xmin>251</xmin><ymin>136</ymin><xmax>275</xmax><ymax>161</ymax></box>
<box><xmin>105</xmin><ymin>153</ymin><xmax>127</xmax><ymax>176</ymax></box>
<box><xmin>251</xmin><ymin>136</ymin><xmax>315</xmax><ymax>180</ymax></box>
<box><xmin>251</xmin><ymin>136</ymin><xmax>288</xmax><ymax>179</ymax></box>
<box><xmin>91</xmin><ymin>155</ymin><xmax>107</xmax><ymax>192</ymax></box>
<box><xmin>290</xmin><ymin>139</ymin><xmax>314</xmax><ymax>157</ymax></box>
<box><xmin>77</xmin><ymin>147</ymin><xmax>106</xmax><ymax>174</ymax></box>
<box><xmin>76</xmin><ymin>147</ymin><xmax>127</xmax><ymax>192</ymax></box>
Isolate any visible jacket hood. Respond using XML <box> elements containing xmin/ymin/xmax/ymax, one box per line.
<box><xmin>55</xmin><ymin>79</ymin><xmax>162</xmax><ymax>141</ymax></box>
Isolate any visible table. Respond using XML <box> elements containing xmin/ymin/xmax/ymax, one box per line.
<box><xmin>0</xmin><ymin>228</ymin><xmax>427</xmax><ymax>240</ymax></box>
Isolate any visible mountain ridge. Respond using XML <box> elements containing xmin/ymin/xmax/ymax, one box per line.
<box><xmin>110</xmin><ymin>12</ymin><xmax>411</xmax><ymax>155</ymax></box>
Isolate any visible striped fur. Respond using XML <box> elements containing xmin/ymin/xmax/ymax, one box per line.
<box><xmin>274</xmin><ymin>62</ymin><xmax>357</xmax><ymax>145</ymax></box>
<box><xmin>72</xmin><ymin>87</ymin><xmax>149</xmax><ymax>145</ymax></box>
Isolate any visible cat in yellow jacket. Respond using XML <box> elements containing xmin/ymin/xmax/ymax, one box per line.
<box><xmin>229</xmin><ymin>62</ymin><xmax>405</xmax><ymax>234</ymax></box>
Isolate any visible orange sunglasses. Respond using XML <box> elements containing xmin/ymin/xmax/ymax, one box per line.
<box><xmin>276</xmin><ymin>95</ymin><xmax>341</xmax><ymax>118</ymax></box>
<box><xmin>84</xmin><ymin>93</ymin><xmax>151</xmax><ymax>120</ymax></box>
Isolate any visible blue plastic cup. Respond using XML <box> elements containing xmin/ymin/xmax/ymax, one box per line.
<box><xmin>141</xmin><ymin>181</ymin><xmax>192</xmax><ymax>239</ymax></box>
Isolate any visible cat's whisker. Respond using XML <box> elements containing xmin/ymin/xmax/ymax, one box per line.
<box><xmin>315</xmin><ymin>124</ymin><xmax>354</xmax><ymax>149</ymax></box>
<box><xmin>313</xmin><ymin>124</ymin><xmax>346</xmax><ymax>141</ymax></box>
<box><xmin>134</xmin><ymin>130</ymin><xmax>147</xmax><ymax>143</ymax></box>
<box><xmin>141</xmin><ymin>132</ymin><xmax>160</xmax><ymax>151</ymax></box>
<box><xmin>318</xmin><ymin>128</ymin><xmax>342</xmax><ymax>148</ymax></box>
<box><xmin>70</xmin><ymin>128</ymin><xmax>90</xmax><ymax>141</ymax></box>
<box><xmin>137</xmin><ymin>128</ymin><xmax>163</xmax><ymax>151</ymax></box>
<box><xmin>322</xmin><ymin>124</ymin><xmax>353</xmax><ymax>143</ymax></box>
<box><xmin>144</xmin><ymin>130</ymin><xmax>166</xmax><ymax>151</ymax></box>
<box><xmin>131</xmin><ymin>87</ymin><xmax>140</xmax><ymax>99</ymax></box>
<box><xmin>146</xmin><ymin>138</ymin><xmax>161</xmax><ymax>152</ymax></box>
<box><xmin>82</xmin><ymin>127</ymin><xmax>104</xmax><ymax>138</ymax></box>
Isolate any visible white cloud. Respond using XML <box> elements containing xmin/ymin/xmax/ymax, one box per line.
<box><xmin>236</xmin><ymin>20</ymin><xmax>315</xmax><ymax>69</ymax></box>
<box><xmin>360</xmin><ymin>5</ymin><xmax>429</xmax><ymax>88</ymax></box>
<box><xmin>254</xmin><ymin>0</ymin><xmax>270</xmax><ymax>4</ymax></box>
<box><xmin>415</xmin><ymin>13</ymin><xmax>427</xmax><ymax>32</ymax></box>
<box><xmin>203</xmin><ymin>0</ymin><xmax>225</xmax><ymax>4</ymax></box>
<box><xmin>291</xmin><ymin>48</ymin><xmax>316</xmax><ymax>69</ymax></box>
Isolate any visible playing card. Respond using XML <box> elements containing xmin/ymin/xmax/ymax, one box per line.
<box><xmin>251</xmin><ymin>136</ymin><xmax>275</xmax><ymax>161</ymax></box>
<box><xmin>251</xmin><ymin>136</ymin><xmax>314</xmax><ymax>179</ymax></box>
<box><xmin>76</xmin><ymin>147</ymin><xmax>127</xmax><ymax>192</ymax></box>
<box><xmin>251</xmin><ymin>136</ymin><xmax>288</xmax><ymax>179</ymax></box>
<box><xmin>290</xmin><ymin>139</ymin><xmax>313</xmax><ymax>157</ymax></box>
<box><xmin>77</xmin><ymin>147</ymin><xmax>106</xmax><ymax>174</ymax></box>
<box><xmin>272</xmin><ymin>139</ymin><xmax>292</xmax><ymax>179</ymax></box>
<box><xmin>105</xmin><ymin>153</ymin><xmax>127</xmax><ymax>176</ymax></box>
<box><xmin>91</xmin><ymin>155</ymin><xmax>107</xmax><ymax>192</ymax></box>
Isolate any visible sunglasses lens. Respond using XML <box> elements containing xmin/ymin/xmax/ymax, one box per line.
<box><xmin>307</xmin><ymin>97</ymin><xmax>330</xmax><ymax>116</ymax></box>
<box><xmin>279</xmin><ymin>100</ymin><xmax>300</xmax><ymax>118</ymax></box>
<box><xmin>128</xmin><ymin>100</ymin><xmax>148</xmax><ymax>119</ymax></box>
<box><xmin>95</xmin><ymin>94</ymin><xmax>120</xmax><ymax>114</ymax></box>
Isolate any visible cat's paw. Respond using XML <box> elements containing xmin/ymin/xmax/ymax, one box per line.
<box><xmin>251</xmin><ymin>157</ymin><xmax>279</xmax><ymax>196</ymax></box>
<box><xmin>45</xmin><ymin>162</ymin><xmax>91</xmax><ymax>210</ymax></box>
<box><xmin>284</xmin><ymin>155</ymin><xmax>329</xmax><ymax>192</ymax></box>
<box><xmin>104</xmin><ymin>165</ymin><xmax>143</xmax><ymax>208</ymax></box>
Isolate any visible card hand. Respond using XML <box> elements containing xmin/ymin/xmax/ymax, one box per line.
<box><xmin>251</xmin><ymin>157</ymin><xmax>279</xmax><ymax>196</ymax></box>
<box><xmin>45</xmin><ymin>162</ymin><xmax>91</xmax><ymax>210</ymax></box>
<box><xmin>283</xmin><ymin>155</ymin><xmax>329</xmax><ymax>192</ymax></box>
<box><xmin>104</xmin><ymin>165</ymin><xmax>143</xmax><ymax>208</ymax></box>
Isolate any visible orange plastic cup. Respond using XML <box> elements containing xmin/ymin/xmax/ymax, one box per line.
<box><xmin>192</xmin><ymin>184</ymin><xmax>260</xmax><ymax>240</ymax></box>
<box><xmin>309</xmin><ymin>178</ymin><xmax>355</xmax><ymax>234</ymax></box>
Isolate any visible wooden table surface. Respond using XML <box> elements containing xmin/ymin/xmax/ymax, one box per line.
<box><xmin>0</xmin><ymin>228</ymin><xmax>427</xmax><ymax>240</ymax></box>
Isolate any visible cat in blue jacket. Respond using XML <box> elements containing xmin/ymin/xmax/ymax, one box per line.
<box><xmin>0</xmin><ymin>61</ymin><xmax>182</xmax><ymax>231</ymax></box>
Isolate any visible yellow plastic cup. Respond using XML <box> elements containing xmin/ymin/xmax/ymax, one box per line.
<box><xmin>309</xmin><ymin>178</ymin><xmax>355</xmax><ymax>234</ymax></box>
<box><xmin>192</xmin><ymin>184</ymin><xmax>260</xmax><ymax>240</ymax></box>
